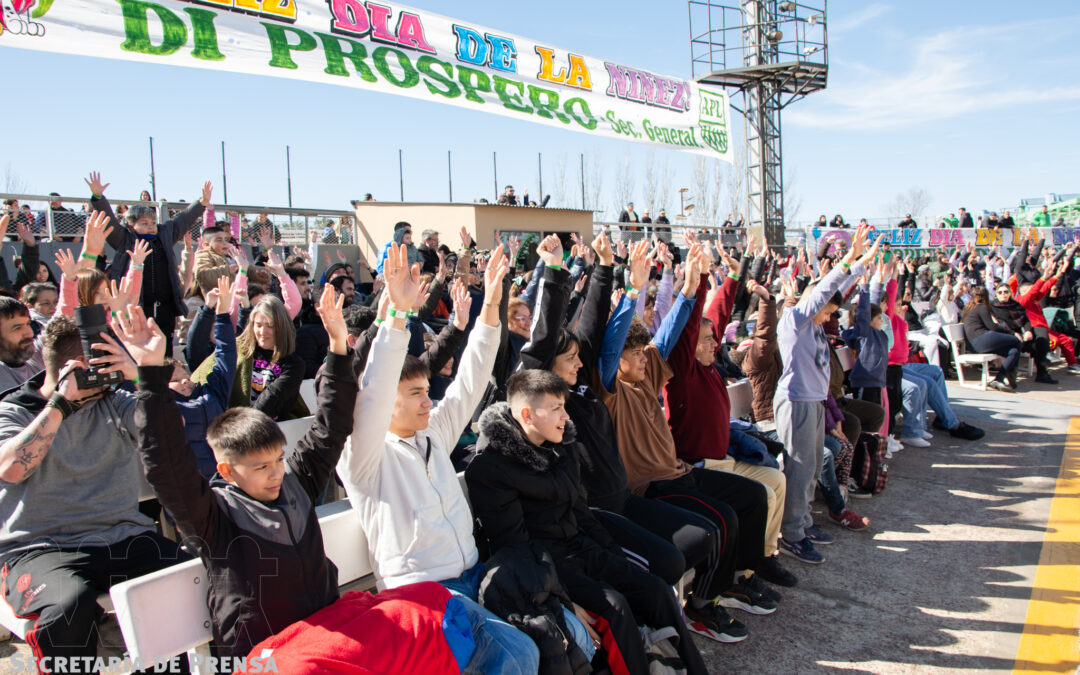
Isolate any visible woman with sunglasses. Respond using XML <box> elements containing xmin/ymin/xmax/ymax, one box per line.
<box><xmin>962</xmin><ymin>287</ymin><xmax>1022</xmax><ymax>391</ymax></box>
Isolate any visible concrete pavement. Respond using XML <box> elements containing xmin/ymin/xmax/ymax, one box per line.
<box><xmin>697</xmin><ymin>382</ymin><xmax>1080</xmax><ymax>674</ymax></box>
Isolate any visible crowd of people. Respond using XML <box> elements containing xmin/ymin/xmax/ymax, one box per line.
<box><xmin>816</xmin><ymin>203</ymin><xmax>1079</xmax><ymax>230</ymax></box>
<box><xmin>1</xmin><ymin>173</ymin><xmax>1077</xmax><ymax>674</ymax></box>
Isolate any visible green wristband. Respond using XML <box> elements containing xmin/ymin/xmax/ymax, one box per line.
<box><xmin>80</xmin><ymin>253</ymin><xmax>97</xmax><ymax>262</ymax></box>
<box><xmin>727</xmin><ymin>272</ymin><xmax>740</xmax><ymax>281</ymax></box>
<box><xmin>546</xmin><ymin>264</ymin><xmax>562</xmax><ymax>270</ymax></box>
<box><xmin>387</xmin><ymin>307</ymin><xmax>414</xmax><ymax>319</ymax></box>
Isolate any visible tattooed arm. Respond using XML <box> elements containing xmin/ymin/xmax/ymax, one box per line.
<box><xmin>0</xmin><ymin>408</ymin><xmax>63</xmax><ymax>483</ymax></box>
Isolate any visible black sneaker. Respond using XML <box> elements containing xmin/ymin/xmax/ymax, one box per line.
<box><xmin>948</xmin><ymin>421</ymin><xmax>985</xmax><ymax>440</ymax></box>
<box><xmin>755</xmin><ymin>554</ymin><xmax>797</xmax><ymax>588</ymax></box>
<box><xmin>988</xmin><ymin>379</ymin><xmax>1012</xmax><ymax>393</ymax></box>
<box><xmin>684</xmin><ymin>602</ymin><xmax>749</xmax><ymax>643</ymax></box>
<box><xmin>932</xmin><ymin>417</ymin><xmax>950</xmax><ymax>431</ymax></box>
<box><xmin>719</xmin><ymin>576</ymin><xmax>778</xmax><ymax>615</ymax></box>
<box><xmin>745</xmin><ymin>570</ymin><xmax>782</xmax><ymax>604</ymax></box>
<box><xmin>1035</xmin><ymin>372</ymin><xmax>1059</xmax><ymax>385</ymax></box>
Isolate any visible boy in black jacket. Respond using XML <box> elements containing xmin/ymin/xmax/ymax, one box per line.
<box><xmin>467</xmin><ymin>369</ymin><xmax>708</xmax><ymax>675</ymax></box>
<box><xmin>116</xmin><ymin>289</ymin><xmax>355</xmax><ymax>658</ymax></box>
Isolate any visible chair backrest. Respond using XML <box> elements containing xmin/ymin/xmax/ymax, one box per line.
<box><xmin>727</xmin><ymin>379</ymin><xmax>753</xmax><ymax>419</ymax></box>
<box><xmin>109</xmin><ymin>499</ymin><xmax>372</xmax><ymax>666</ymax></box>
<box><xmin>278</xmin><ymin>415</ymin><xmax>316</xmax><ymax>459</ymax></box>
<box><xmin>911</xmin><ymin>301</ymin><xmax>931</xmax><ymax>316</ymax></box>
<box><xmin>835</xmin><ymin>346</ymin><xmax>856</xmax><ymax>373</ymax></box>
<box><xmin>943</xmin><ymin>323</ymin><xmax>967</xmax><ymax>357</ymax></box>
<box><xmin>299</xmin><ymin>379</ymin><xmax>318</xmax><ymax>412</ymax></box>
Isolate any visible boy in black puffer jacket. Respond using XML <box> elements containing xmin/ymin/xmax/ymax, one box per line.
<box><xmin>467</xmin><ymin>370</ymin><xmax>708</xmax><ymax>675</ymax></box>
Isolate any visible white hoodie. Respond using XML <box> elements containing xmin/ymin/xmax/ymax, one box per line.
<box><xmin>336</xmin><ymin>320</ymin><xmax>500</xmax><ymax>590</ymax></box>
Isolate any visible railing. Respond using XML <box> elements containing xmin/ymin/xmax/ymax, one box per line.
<box><xmin>0</xmin><ymin>193</ymin><xmax>354</xmax><ymax>246</ymax></box>
<box><xmin>592</xmin><ymin>220</ymin><xmax>748</xmax><ymax>248</ymax></box>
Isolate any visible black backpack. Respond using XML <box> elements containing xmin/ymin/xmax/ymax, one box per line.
<box><xmin>851</xmin><ymin>432</ymin><xmax>889</xmax><ymax>495</ymax></box>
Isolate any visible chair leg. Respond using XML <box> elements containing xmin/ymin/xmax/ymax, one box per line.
<box><xmin>981</xmin><ymin>363</ymin><xmax>989</xmax><ymax>390</ymax></box>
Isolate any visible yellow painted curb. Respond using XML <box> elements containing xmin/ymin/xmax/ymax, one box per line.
<box><xmin>1013</xmin><ymin>415</ymin><xmax>1080</xmax><ymax>673</ymax></box>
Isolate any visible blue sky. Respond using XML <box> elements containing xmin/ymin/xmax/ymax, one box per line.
<box><xmin>2</xmin><ymin>1</ymin><xmax>1077</xmax><ymax>227</ymax></box>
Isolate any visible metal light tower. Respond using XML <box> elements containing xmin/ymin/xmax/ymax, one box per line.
<box><xmin>689</xmin><ymin>0</ymin><xmax>828</xmax><ymax>245</ymax></box>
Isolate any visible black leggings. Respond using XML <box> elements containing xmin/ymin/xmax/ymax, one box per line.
<box><xmin>1033</xmin><ymin>326</ymin><xmax>1052</xmax><ymax>372</ymax></box>
<box><xmin>595</xmin><ymin>493</ymin><xmax>723</xmax><ymax>601</ymax></box>
<box><xmin>885</xmin><ymin>365</ymin><xmax>904</xmax><ymax>435</ymax></box>
<box><xmin>970</xmin><ymin>331</ymin><xmax>1021</xmax><ymax>378</ymax></box>
<box><xmin>839</xmin><ymin>395</ymin><xmax>885</xmax><ymax>440</ymax></box>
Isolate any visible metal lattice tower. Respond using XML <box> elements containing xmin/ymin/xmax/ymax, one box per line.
<box><xmin>689</xmin><ymin>1</ymin><xmax>828</xmax><ymax>245</ymax></box>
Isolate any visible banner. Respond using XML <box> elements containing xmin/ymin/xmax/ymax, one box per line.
<box><xmin>0</xmin><ymin>0</ymin><xmax>732</xmax><ymax>160</ymax></box>
<box><xmin>810</xmin><ymin>226</ymin><xmax>1080</xmax><ymax>256</ymax></box>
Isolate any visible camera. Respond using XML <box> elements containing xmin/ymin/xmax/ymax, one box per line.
<box><xmin>72</xmin><ymin>304</ymin><xmax>124</xmax><ymax>389</ymax></box>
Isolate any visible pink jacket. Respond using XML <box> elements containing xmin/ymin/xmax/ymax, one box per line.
<box><xmin>884</xmin><ymin>278</ymin><xmax>908</xmax><ymax>365</ymax></box>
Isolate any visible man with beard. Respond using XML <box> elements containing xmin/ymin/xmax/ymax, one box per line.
<box><xmin>0</xmin><ymin>297</ymin><xmax>42</xmax><ymax>392</ymax></box>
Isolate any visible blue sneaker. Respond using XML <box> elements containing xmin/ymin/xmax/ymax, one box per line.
<box><xmin>806</xmin><ymin>524</ymin><xmax>835</xmax><ymax>545</ymax></box>
<box><xmin>780</xmin><ymin>537</ymin><xmax>825</xmax><ymax>564</ymax></box>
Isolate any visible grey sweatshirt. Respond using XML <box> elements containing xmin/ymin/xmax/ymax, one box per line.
<box><xmin>0</xmin><ymin>374</ymin><xmax>153</xmax><ymax>559</ymax></box>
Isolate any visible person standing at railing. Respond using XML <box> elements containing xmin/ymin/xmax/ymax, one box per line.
<box><xmin>85</xmin><ymin>171</ymin><xmax>209</xmax><ymax>358</ymax></box>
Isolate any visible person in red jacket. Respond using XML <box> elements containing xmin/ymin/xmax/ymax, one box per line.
<box><xmin>1011</xmin><ymin>260</ymin><xmax>1080</xmax><ymax>373</ymax></box>
<box><xmin>664</xmin><ymin>243</ymin><xmax>793</xmax><ymax>593</ymax></box>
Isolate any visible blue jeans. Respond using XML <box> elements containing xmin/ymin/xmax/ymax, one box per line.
<box><xmin>902</xmin><ymin>362</ymin><xmax>959</xmax><ymax>430</ymax></box>
<box><xmin>899</xmin><ymin>373</ymin><xmax>929</xmax><ymax>438</ymax></box>
<box><xmin>819</xmin><ymin>437</ymin><xmax>847</xmax><ymax>515</ymax></box>
<box><xmin>441</xmin><ymin>563</ymin><xmax>594</xmax><ymax>675</ymax></box>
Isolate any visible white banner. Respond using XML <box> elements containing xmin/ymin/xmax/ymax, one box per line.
<box><xmin>1</xmin><ymin>0</ymin><xmax>732</xmax><ymax>160</ymax></box>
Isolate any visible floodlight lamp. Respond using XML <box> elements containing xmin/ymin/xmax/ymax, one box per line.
<box><xmin>808</xmin><ymin>13</ymin><xmax>823</xmax><ymax>24</ymax></box>
<box><xmin>778</xmin><ymin>2</ymin><xmax>796</xmax><ymax>12</ymax></box>
<box><xmin>678</xmin><ymin>187</ymin><xmax>690</xmax><ymax>193</ymax></box>
<box><xmin>766</xmin><ymin>30</ymin><xmax>783</xmax><ymax>42</ymax></box>
<box><xmin>686</xmin><ymin>204</ymin><xmax>696</xmax><ymax>211</ymax></box>
<box><xmin>803</xmin><ymin>46</ymin><xmax>821</xmax><ymax>56</ymax></box>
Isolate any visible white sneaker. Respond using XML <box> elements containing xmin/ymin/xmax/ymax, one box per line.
<box><xmin>1068</xmin><ymin>363</ymin><xmax>1080</xmax><ymax>373</ymax></box>
<box><xmin>887</xmin><ymin>436</ymin><xmax>903</xmax><ymax>453</ymax></box>
<box><xmin>922</xmin><ymin>430</ymin><xmax>933</xmax><ymax>440</ymax></box>
<box><xmin>899</xmin><ymin>436</ymin><xmax>931</xmax><ymax>448</ymax></box>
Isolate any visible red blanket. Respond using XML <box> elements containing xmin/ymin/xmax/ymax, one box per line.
<box><xmin>248</xmin><ymin>583</ymin><xmax>463</xmax><ymax>675</ymax></box>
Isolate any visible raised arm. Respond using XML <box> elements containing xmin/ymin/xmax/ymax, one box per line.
<box><xmin>517</xmin><ymin>235</ymin><xmax>570</xmax><ymax>372</ymax></box>
<box><xmin>337</xmin><ymin>241</ymin><xmax>419</xmax><ymax>485</ymax></box>
<box><xmin>116</xmin><ymin>306</ymin><xmax>222</xmax><ymax>544</ymax></box>
<box><xmin>288</xmin><ymin>288</ymin><xmax>358</xmax><ymax>502</ymax></box>
<box><xmin>573</xmin><ymin>233</ymin><xmax>616</xmax><ymax>375</ymax></box>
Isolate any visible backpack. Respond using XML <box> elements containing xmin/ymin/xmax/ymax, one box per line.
<box><xmin>851</xmin><ymin>432</ymin><xmax>889</xmax><ymax>494</ymax></box>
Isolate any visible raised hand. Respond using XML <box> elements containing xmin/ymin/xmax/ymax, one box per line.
<box><xmin>384</xmin><ymin>241</ymin><xmax>422</xmax><ymax>312</ymax></box>
<box><xmin>215</xmin><ymin>274</ymin><xmax>235</xmax><ymax>315</ymax></box>
<box><xmin>483</xmin><ymin>244</ymin><xmax>509</xmax><ymax>309</ymax></box>
<box><xmin>459</xmin><ymin>225</ymin><xmax>473</xmax><ymax>249</ymax></box>
<box><xmin>316</xmin><ymin>286</ymin><xmax>348</xmax><ymax>355</ymax></box>
<box><xmin>412</xmin><ymin>279</ymin><xmax>432</xmax><ymax>313</ymax></box>
<box><xmin>259</xmin><ymin>225</ymin><xmax>276</xmax><ymax>250</ymax></box>
<box><xmin>507</xmin><ymin>234</ymin><xmax>521</xmax><ymax>261</ymax></box>
<box><xmin>131</xmin><ymin>238</ymin><xmax>152</xmax><ymax>268</ymax></box>
<box><xmin>747</xmin><ymin>279</ymin><xmax>771</xmax><ymax>299</ymax></box>
<box><xmin>656</xmin><ymin>241</ymin><xmax>673</xmax><ymax>269</ymax></box>
<box><xmin>82</xmin><ymin>211</ymin><xmax>113</xmax><ymax>258</ymax></box>
<box><xmin>15</xmin><ymin>220</ymin><xmax>35</xmax><ymax>246</ymax></box>
<box><xmin>84</xmin><ymin>171</ymin><xmax>110</xmax><ymax>196</ymax></box>
<box><xmin>235</xmin><ymin>288</ymin><xmax>250</xmax><ymax>309</ymax></box>
<box><xmin>575</xmin><ymin>273</ymin><xmax>589</xmax><ymax>294</ymax></box>
<box><xmin>616</xmin><ymin>240</ymin><xmax>628</xmax><ymax>261</ymax></box>
<box><xmin>536</xmin><ymin>234</ymin><xmax>563</xmax><ymax>268</ymax></box>
<box><xmin>592</xmin><ymin>231</ymin><xmax>614</xmax><ymax>267</ymax></box>
<box><xmin>200</xmin><ymin>181</ymin><xmax>213</xmax><ymax>207</ymax></box>
<box><xmin>336</xmin><ymin>249</ymin><xmax>347</xmax><ymax>264</ymax></box>
<box><xmin>183</xmin><ymin>230</ymin><xmax>193</xmax><ymax>250</ymax></box>
<box><xmin>681</xmin><ymin>243</ymin><xmax>704</xmax><ymax>297</ymax></box>
<box><xmin>54</xmin><ymin>248</ymin><xmax>78</xmax><ymax>279</ymax></box>
<box><xmin>627</xmin><ymin>238</ymin><xmax>652</xmax><ymax>291</ymax></box>
<box><xmin>112</xmin><ymin>304</ymin><xmax>167</xmax><ymax>367</ymax></box>
<box><xmin>859</xmin><ymin>233</ymin><xmax>887</xmax><ymax>268</ymax></box>
<box><xmin>717</xmin><ymin>244</ymin><xmax>739</xmax><ymax>277</ymax></box>
<box><xmin>103</xmin><ymin>279</ymin><xmax>131</xmax><ymax>314</ymax></box>
<box><xmin>266</xmin><ymin>249</ymin><xmax>285</xmax><ymax>277</ymax></box>
<box><xmin>451</xmin><ymin>278</ymin><xmax>472</xmax><ymax>331</ymax></box>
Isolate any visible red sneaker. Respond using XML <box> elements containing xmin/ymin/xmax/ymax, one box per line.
<box><xmin>829</xmin><ymin>508</ymin><xmax>870</xmax><ymax>531</ymax></box>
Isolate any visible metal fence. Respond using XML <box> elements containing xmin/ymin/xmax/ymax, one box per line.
<box><xmin>592</xmin><ymin>220</ymin><xmax>748</xmax><ymax>249</ymax></box>
<box><xmin>1</xmin><ymin>193</ymin><xmax>354</xmax><ymax>246</ymax></box>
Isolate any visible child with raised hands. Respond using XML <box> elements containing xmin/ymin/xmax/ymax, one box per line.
<box><xmin>336</xmin><ymin>242</ymin><xmax>587</xmax><ymax>674</ymax></box>
<box><xmin>117</xmin><ymin>285</ymin><xmax>360</xmax><ymax>658</ymax></box>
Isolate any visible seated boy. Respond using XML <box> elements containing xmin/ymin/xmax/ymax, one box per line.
<box><xmin>468</xmin><ymin>370</ymin><xmax>708</xmax><ymax>674</ymax></box>
<box><xmin>337</xmin><ymin>243</ymin><xmax>587</xmax><ymax>674</ymax></box>
<box><xmin>119</xmin><ymin>289</ymin><xmax>358</xmax><ymax>657</ymax></box>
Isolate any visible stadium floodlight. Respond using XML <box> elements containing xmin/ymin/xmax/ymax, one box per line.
<box><xmin>778</xmin><ymin>2</ymin><xmax>796</xmax><ymax>11</ymax></box>
<box><xmin>808</xmin><ymin>13</ymin><xmax>823</xmax><ymax>24</ymax></box>
<box><xmin>766</xmin><ymin>30</ymin><xmax>783</xmax><ymax>42</ymax></box>
<box><xmin>803</xmin><ymin>46</ymin><xmax>821</xmax><ymax>56</ymax></box>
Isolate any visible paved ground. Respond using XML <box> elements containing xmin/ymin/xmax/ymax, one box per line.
<box><xmin>697</xmin><ymin>377</ymin><xmax>1080</xmax><ymax>674</ymax></box>
<box><xmin>2</xmin><ymin>375</ymin><xmax>1078</xmax><ymax>674</ymax></box>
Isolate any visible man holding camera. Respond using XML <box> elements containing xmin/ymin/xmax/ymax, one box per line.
<box><xmin>0</xmin><ymin>316</ymin><xmax>185</xmax><ymax>672</ymax></box>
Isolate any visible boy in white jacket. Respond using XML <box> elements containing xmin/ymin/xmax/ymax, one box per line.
<box><xmin>337</xmin><ymin>243</ymin><xmax>590</xmax><ymax>675</ymax></box>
